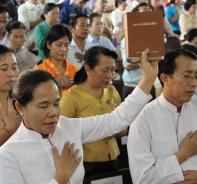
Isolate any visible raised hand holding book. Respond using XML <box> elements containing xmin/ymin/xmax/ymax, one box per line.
<box><xmin>123</xmin><ymin>11</ymin><xmax>165</xmax><ymax>64</ymax></box>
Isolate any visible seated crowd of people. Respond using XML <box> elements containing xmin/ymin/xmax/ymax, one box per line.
<box><xmin>0</xmin><ymin>0</ymin><xmax>197</xmax><ymax>183</ymax></box>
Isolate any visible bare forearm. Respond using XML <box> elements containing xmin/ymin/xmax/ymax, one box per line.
<box><xmin>54</xmin><ymin>171</ymin><xmax>69</xmax><ymax>184</ymax></box>
<box><xmin>105</xmin><ymin>7</ymin><xmax>115</xmax><ymax>13</ymax></box>
<box><xmin>164</xmin><ymin>17</ymin><xmax>174</xmax><ymax>36</ymax></box>
<box><xmin>170</xmin><ymin>13</ymin><xmax>179</xmax><ymax>24</ymax></box>
<box><xmin>126</xmin><ymin>63</ymin><xmax>139</xmax><ymax>71</ymax></box>
<box><xmin>30</xmin><ymin>19</ymin><xmax>42</xmax><ymax>30</ymax></box>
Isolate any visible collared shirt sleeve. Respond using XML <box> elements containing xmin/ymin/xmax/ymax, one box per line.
<box><xmin>127</xmin><ymin>111</ymin><xmax>184</xmax><ymax>184</ymax></box>
<box><xmin>18</xmin><ymin>4</ymin><xmax>30</xmax><ymax>30</ymax></box>
<box><xmin>34</xmin><ymin>23</ymin><xmax>45</xmax><ymax>50</ymax></box>
<box><xmin>80</xmin><ymin>86</ymin><xmax>151</xmax><ymax>143</ymax></box>
<box><xmin>60</xmin><ymin>6</ymin><xmax>70</xmax><ymax>24</ymax></box>
<box><xmin>104</xmin><ymin>37</ymin><xmax>116</xmax><ymax>51</ymax></box>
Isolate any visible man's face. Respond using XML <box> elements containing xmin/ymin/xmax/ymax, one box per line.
<box><xmin>75</xmin><ymin>0</ymin><xmax>86</xmax><ymax>10</ymax></box>
<box><xmin>164</xmin><ymin>55</ymin><xmax>197</xmax><ymax>108</ymax></box>
<box><xmin>29</xmin><ymin>0</ymin><xmax>39</xmax><ymax>4</ymax></box>
<box><xmin>119</xmin><ymin>2</ymin><xmax>127</xmax><ymax>11</ymax></box>
<box><xmin>72</xmin><ymin>17</ymin><xmax>89</xmax><ymax>39</ymax></box>
<box><xmin>94</xmin><ymin>0</ymin><xmax>108</xmax><ymax>12</ymax></box>
<box><xmin>0</xmin><ymin>12</ymin><xmax>9</xmax><ymax>34</ymax></box>
<box><xmin>89</xmin><ymin>16</ymin><xmax>104</xmax><ymax>36</ymax></box>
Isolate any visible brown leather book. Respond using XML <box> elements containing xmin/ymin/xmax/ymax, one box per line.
<box><xmin>123</xmin><ymin>11</ymin><xmax>165</xmax><ymax>63</ymax></box>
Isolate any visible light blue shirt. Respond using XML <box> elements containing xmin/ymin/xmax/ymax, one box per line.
<box><xmin>121</xmin><ymin>38</ymin><xmax>142</xmax><ymax>85</ymax></box>
<box><xmin>86</xmin><ymin>34</ymin><xmax>116</xmax><ymax>51</ymax></box>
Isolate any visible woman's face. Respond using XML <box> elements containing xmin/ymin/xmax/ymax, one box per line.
<box><xmin>47</xmin><ymin>36</ymin><xmax>70</xmax><ymax>61</ymax></box>
<box><xmin>150</xmin><ymin>0</ymin><xmax>160</xmax><ymax>8</ymax></box>
<box><xmin>0</xmin><ymin>52</ymin><xmax>18</xmax><ymax>93</ymax></box>
<box><xmin>87</xmin><ymin>54</ymin><xmax>116</xmax><ymax>88</ymax></box>
<box><xmin>188</xmin><ymin>4</ymin><xmax>197</xmax><ymax>14</ymax></box>
<box><xmin>44</xmin><ymin>7</ymin><xmax>60</xmax><ymax>26</ymax></box>
<box><xmin>20</xmin><ymin>80</ymin><xmax>61</xmax><ymax>136</ymax></box>
<box><xmin>8</xmin><ymin>29</ymin><xmax>26</xmax><ymax>52</ymax></box>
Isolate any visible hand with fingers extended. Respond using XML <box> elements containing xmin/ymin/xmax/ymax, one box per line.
<box><xmin>0</xmin><ymin>102</ymin><xmax>21</xmax><ymax>135</ymax></box>
<box><xmin>176</xmin><ymin>170</ymin><xmax>197</xmax><ymax>184</ymax></box>
<box><xmin>176</xmin><ymin>131</ymin><xmax>197</xmax><ymax>164</ymax></box>
<box><xmin>27</xmin><ymin>40</ymin><xmax>35</xmax><ymax>52</ymax></box>
<box><xmin>74</xmin><ymin>52</ymin><xmax>84</xmax><ymax>63</ymax></box>
<box><xmin>56</xmin><ymin>73</ymin><xmax>73</xmax><ymax>88</ymax></box>
<box><xmin>53</xmin><ymin>141</ymin><xmax>82</xmax><ymax>184</ymax></box>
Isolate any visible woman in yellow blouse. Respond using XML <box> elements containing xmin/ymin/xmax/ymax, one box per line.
<box><xmin>35</xmin><ymin>24</ymin><xmax>79</xmax><ymax>96</ymax></box>
<box><xmin>60</xmin><ymin>46</ymin><xmax>126</xmax><ymax>175</ymax></box>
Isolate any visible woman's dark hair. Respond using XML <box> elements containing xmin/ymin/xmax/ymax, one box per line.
<box><xmin>158</xmin><ymin>49</ymin><xmax>197</xmax><ymax>87</ymax></box>
<box><xmin>186</xmin><ymin>28</ymin><xmax>197</xmax><ymax>42</ymax></box>
<box><xmin>132</xmin><ymin>2</ymin><xmax>149</xmax><ymax>12</ymax></box>
<box><xmin>43</xmin><ymin>23</ymin><xmax>72</xmax><ymax>58</ymax></box>
<box><xmin>10</xmin><ymin>69</ymin><xmax>59</xmax><ymax>109</ymax></box>
<box><xmin>6</xmin><ymin>21</ymin><xmax>26</xmax><ymax>34</ymax></box>
<box><xmin>0</xmin><ymin>44</ymin><xmax>14</xmax><ymax>63</ymax></box>
<box><xmin>184</xmin><ymin>0</ymin><xmax>196</xmax><ymax>11</ymax></box>
<box><xmin>115</xmin><ymin>0</ymin><xmax>126</xmax><ymax>8</ymax></box>
<box><xmin>73</xmin><ymin>46</ymin><xmax>118</xmax><ymax>85</ymax></box>
<box><xmin>170</xmin><ymin>0</ymin><xmax>176</xmax><ymax>4</ymax></box>
<box><xmin>41</xmin><ymin>3</ymin><xmax>59</xmax><ymax>20</ymax></box>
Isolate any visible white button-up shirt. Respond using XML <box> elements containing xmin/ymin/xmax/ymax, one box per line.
<box><xmin>66</xmin><ymin>39</ymin><xmax>93</xmax><ymax>68</ymax></box>
<box><xmin>18</xmin><ymin>1</ymin><xmax>43</xmax><ymax>49</ymax></box>
<box><xmin>0</xmin><ymin>86</ymin><xmax>151</xmax><ymax>184</ymax></box>
<box><xmin>128</xmin><ymin>93</ymin><xmax>197</xmax><ymax>184</ymax></box>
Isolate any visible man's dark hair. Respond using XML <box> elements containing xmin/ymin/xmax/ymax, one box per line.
<box><xmin>89</xmin><ymin>12</ymin><xmax>102</xmax><ymax>26</ymax></box>
<box><xmin>158</xmin><ymin>49</ymin><xmax>197</xmax><ymax>87</ymax></box>
<box><xmin>69</xmin><ymin>14</ymin><xmax>88</xmax><ymax>28</ymax></box>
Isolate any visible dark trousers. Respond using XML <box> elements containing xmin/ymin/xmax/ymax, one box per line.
<box><xmin>122</xmin><ymin>85</ymin><xmax>156</xmax><ymax>101</ymax></box>
<box><xmin>84</xmin><ymin>159</ymin><xmax>119</xmax><ymax>176</ymax></box>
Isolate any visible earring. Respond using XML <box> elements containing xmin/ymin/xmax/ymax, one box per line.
<box><xmin>20</xmin><ymin>112</ymin><xmax>23</xmax><ymax>116</ymax></box>
<box><xmin>87</xmin><ymin>73</ymin><xmax>89</xmax><ymax>75</ymax></box>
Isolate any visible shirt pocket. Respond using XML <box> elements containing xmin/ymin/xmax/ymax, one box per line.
<box><xmin>151</xmin><ymin>136</ymin><xmax>178</xmax><ymax>159</ymax></box>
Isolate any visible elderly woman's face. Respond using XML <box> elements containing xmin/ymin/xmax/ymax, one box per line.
<box><xmin>21</xmin><ymin>80</ymin><xmax>61</xmax><ymax>137</ymax></box>
<box><xmin>87</xmin><ymin>54</ymin><xmax>116</xmax><ymax>88</ymax></box>
<box><xmin>8</xmin><ymin>28</ymin><xmax>26</xmax><ymax>52</ymax></box>
<box><xmin>0</xmin><ymin>52</ymin><xmax>18</xmax><ymax>93</ymax></box>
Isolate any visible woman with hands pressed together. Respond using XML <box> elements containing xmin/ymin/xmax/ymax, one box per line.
<box><xmin>35</xmin><ymin>23</ymin><xmax>79</xmax><ymax>96</ymax></box>
<box><xmin>0</xmin><ymin>45</ymin><xmax>22</xmax><ymax>146</ymax></box>
<box><xmin>0</xmin><ymin>48</ymin><xmax>158</xmax><ymax>184</ymax></box>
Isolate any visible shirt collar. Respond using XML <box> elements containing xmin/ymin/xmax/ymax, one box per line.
<box><xmin>159</xmin><ymin>93</ymin><xmax>184</xmax><ymax>113</ymax></box>
<box><xmin>87</xmin><ymin>34</ymin><xmax>102</xmax><ymax>42</ymax></box>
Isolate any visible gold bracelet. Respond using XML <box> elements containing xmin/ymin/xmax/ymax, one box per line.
<box><xmin>3</xmin><ymin>127</ymin><xmax>12</xmax><ymax>136</ymax></box>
